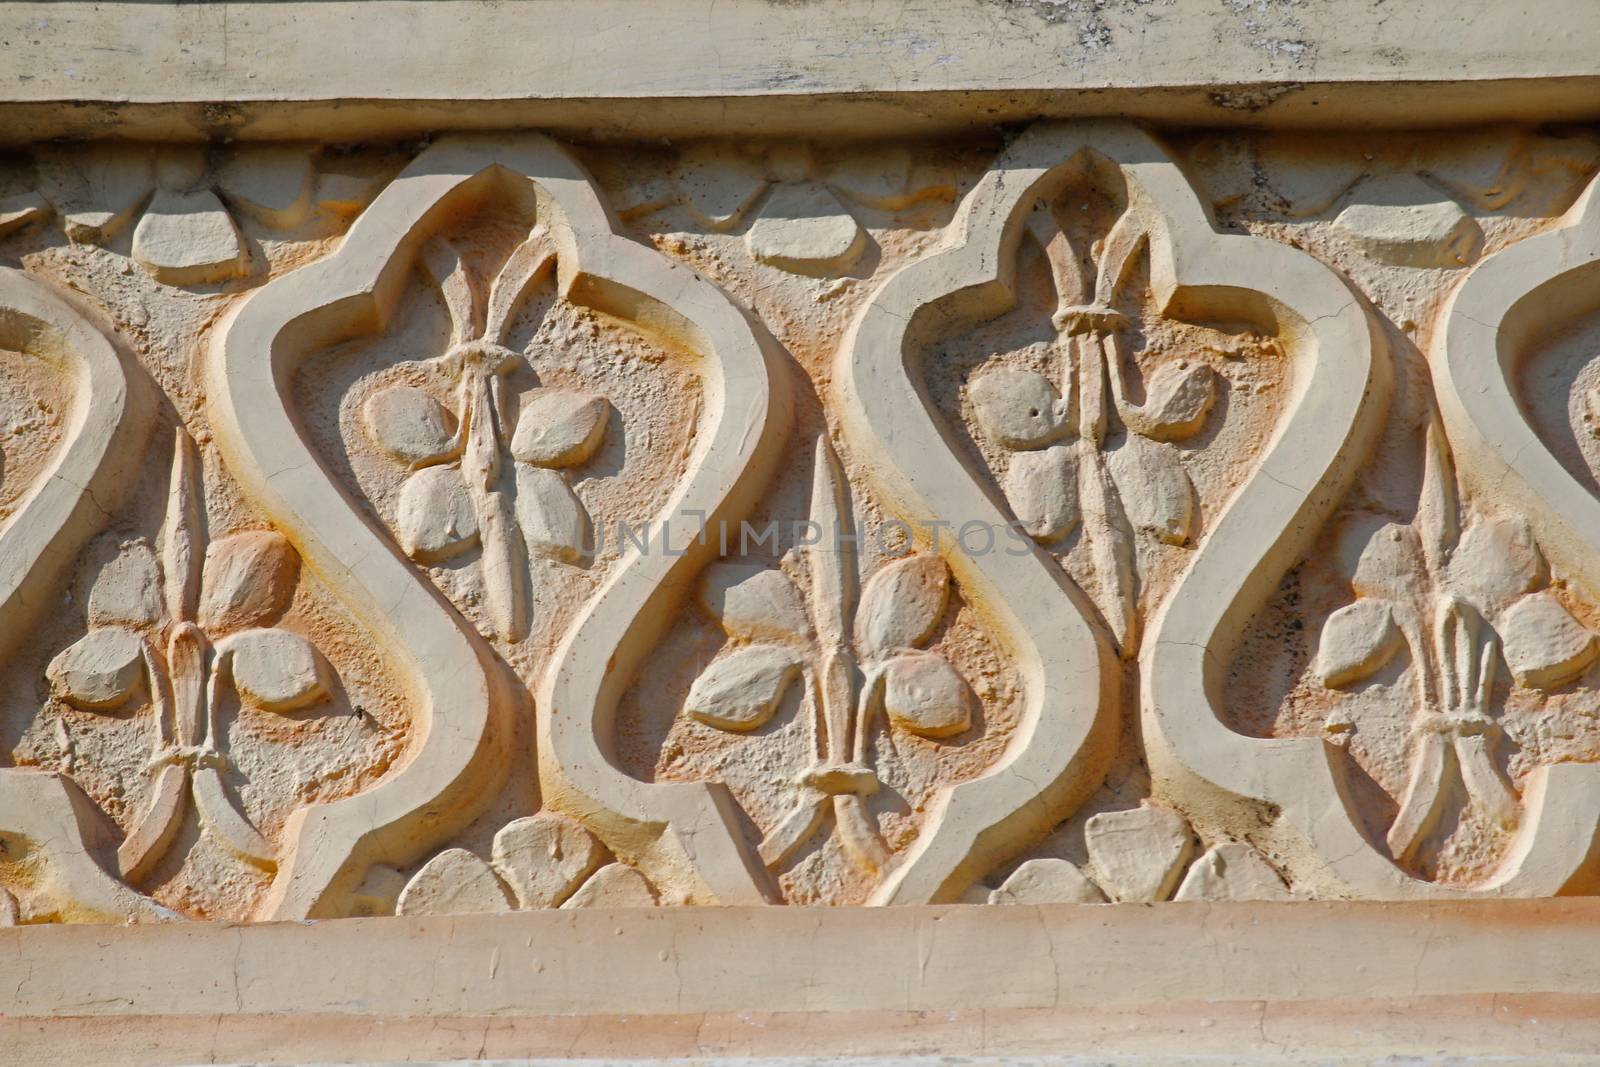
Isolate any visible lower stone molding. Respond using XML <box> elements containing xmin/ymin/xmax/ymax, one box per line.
<box><xmin>6</xmin><ymin>901</ymin><xmax>1600</xmax><ymax>1064</ymax></box>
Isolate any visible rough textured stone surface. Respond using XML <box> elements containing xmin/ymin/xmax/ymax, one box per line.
<box><xmin>2</xmin><ymin>12</ymin><xmax>1600</xmax><ymax>1060</ymax></box>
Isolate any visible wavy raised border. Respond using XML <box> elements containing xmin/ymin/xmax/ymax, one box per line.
<box><xmin>0</xmin><ymin>267</ymin><xmax>163</xmax><ymax>922</ymax></box>
<box><xmin>213</xmin><ymin>133</ymin><xmax>792</xmax><ymax>914</ymax></box>
<box><xmin>1425</xmin><ymin>170</ymin><xmax>1600</xmax><ymax>896</ymax></box>
<box><xmin>833</xmin><ymin>122</ymin><xmax>1150</xmax><ymax>904</ymax></box>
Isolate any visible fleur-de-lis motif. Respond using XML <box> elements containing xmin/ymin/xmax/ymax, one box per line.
<box><xmin>969</xmin><ymin>209</ymin><xmax>1221</xmax><ymax>653</ymax></box>
<box><xmin>362</xmin><ymin>232</ymin><xmax>613</xmax><ymax>641</ymax></box>
<box><xmin>1316</xmin><ymin>421</ymin><xmax>1598</xmax><ymax>862</ymax></box>
<box><xmin>685</xmin><ymin>437</ymin><xmax>973</xmax><ymax>875</ymax></box>
<box><xmin>46</xmin><ymin>430</ymin><xmax>334</xmax><ymax>881</ymax></box>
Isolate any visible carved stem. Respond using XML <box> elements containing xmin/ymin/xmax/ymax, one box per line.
<box><xmin>162</xmin><ymin>428</ymin><xmax>203</xmax><ymax>625</ymax></box>
<box><xmin>806</xmin><ymin>435</ymin><xmax>858</xmax><ymax>768</ymax></box>
<box><xmin>460</xmin><ymin>363</ymin><xmax>527</xmax><ymax>642</ymax></box>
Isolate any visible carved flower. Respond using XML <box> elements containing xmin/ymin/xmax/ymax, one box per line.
<box><xmin>621</xmin><ymin>143</ymin><xmax>954</xmax><ymax>276</ymax></box>
<box><xmin>970</xmin><ymin>208</ymin><xmax>1222</xmax><ymax>653</ymax></box>
<box><xmin>391</xmin><ymin>812</ymin><xmax>657</xmax><ymax>915</ymax></box>
<box><xmin>45</xmin><ymin>431</ymin><xmax>332</xmax><ymax>882</ymax></box>
<box><xmin>1315</xmin><ymin>422</ymin><xmax>1596</xmax><ymax>863</ymax></box>
<box><xmin>362</xmin><ymin>234</ymin><xmax>612</xmax><ymax>642</ymax></box>
<box><xmin>24</xmin><ymin>143</ymin><xmax>373</xmax><ymax>285</ymax></box>
<box><xmin>684</xmin><ymin>438</ymin><xmax>973</xmax><ymax>875</ymax></box>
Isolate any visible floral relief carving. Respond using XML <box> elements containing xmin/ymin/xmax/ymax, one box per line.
<box><xmin>6</xmin><ymin>126</ymin><xmax>1600</xmax><ymax>923</ymax></box>
<box><xmin>47</xmin><ymin>432</ymin><xmax>334</xmax><ymax>883</ymax></box>
<box><xmin>360</xmin><ymin>235</ymin><xmax>613</xmax><ymax>642</ymax></box>
<box><xmin>685</xmin><ymin>438</ymin><xmax>976</xmax><ymax>875</ymax></box>
<box><xmin>1315</xmin><ymin>422</ymin><xmax>1595</xmax><ymax>864</ymax></box>
<box><xmin>967</xmin><ymin>207</ymin><xmax>1232</xmax><ymax>651</ymax></box>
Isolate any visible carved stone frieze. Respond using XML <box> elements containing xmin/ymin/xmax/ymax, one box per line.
<box><xmin>0</xmin><ymin>121</ymin><xmax>1599</xmax><ymax>922</ymax></box>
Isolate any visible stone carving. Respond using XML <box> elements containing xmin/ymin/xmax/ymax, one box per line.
<box><xmin>0</xmin><ymin>267</ymin><xmax>163</xmax><ymax>924</ymax></box>
<box><xmin>3</xmin><ymin>125</ymin><xmax>1600</xmax><ymax>923</ymax></box>
<box><xmin>1315</xmin><ymin>421</ymin><xmax>1593</xmax><ymax>863</ymax></box>
<box><xmin>47</xmin><ymin>431</ymin><xmax>332</xmax><ymax>882</ymax></box>
<box><xmin>968</xmin><ymin>206</ymin><xmax>1225</xmax><ymax>651</ymax></box>
<box><xmin>360</xmin><ymin>235</ymin><xmax>612</xmax><ymax>641</ymax></box>
<box><xmin>620</xmin><ymin>142</ymin><xmax>955</xmax><ymax>275</ymax></box>
<box><xmin>395</xmin><ymin>812</ymin><xmax>656</xmax><ymax>915</ymax></box>
<box><xmin>685</xmin><ymin>438</ymin><xmax>975</xmax><ymax>874</ymax></box>
<box><xmin>988</xmin><ymin>805</ymin><xmax>1290</xmax><ymax>905</ymax></box>
<box><xmin>30</xmin><ymin>143</ymin><xmax>376</xmax><ymax>285</ymax></box>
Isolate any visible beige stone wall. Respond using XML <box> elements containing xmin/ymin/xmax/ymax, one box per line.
<box><xmin>3</xmin><ymin>2</ymin><xmax>1600</xmax><ymax>1063</ymax></box>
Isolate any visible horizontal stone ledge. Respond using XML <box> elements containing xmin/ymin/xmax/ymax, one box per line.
<box><xmin>7</xmin><ymin>901</ymin><xmax>1600</xmax><ymax>1062</ymax></box>
<box><xmin>1</xmin><ymin>0</ymin><xmax>1598</xmax><ymax>141</ymax></box>
<box><xmin>5</xmin><ymin>899</ymin><xmax>1600</xmax><ymax>1016</ymax></box>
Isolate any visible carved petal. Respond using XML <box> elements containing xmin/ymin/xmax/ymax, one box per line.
<box><xmin>87</xmin><ymin>542</ymin><xmax>163</xmax><ymax>627</ymax></box>
<box><xmin>1003</xmin><ymin>443</ymin><xmax>1079</xmax><ymax>543</ymax></box>
<box><xmin>854</xmin><ymin>554</ymin><xmax>949</xmax><ymax>656</ymax></box>
<box><xmin>363</xmin><ymin>386</ymin><xmax>458</xmax><ymax>468</ymax></box>
<box><xmin>969</xmin><ymin>367</ymin><xmax>1070</xmax><ymax>450</ymax></box>
<box><xmin>1106</xmin><ymin>434</ymin><xmax>1194</xmax><ymax>546</ymax></box>
<box><xmin>198</xmin><ymin>530</ymin><xmax>299</xmax><ymax>633</ymax></box>
<box><xmin>46</xmin><ymin>627</ymin><xmax>144</xmax><ymax>710</ymax></box>
<box><xmin>561</xmin><ymin>862</ymin><xmax>658</xmax><ymax>908</ymax></box>
<box><xmin>745</xmin><ymin>182</ymin><xmax>866</xmax><ymax>276</ymax></box>
<box><xmin>398</xmin><ymin>466</ymin><xmax>479</xmax><ymax>562</ymax></box>
<box><xmin>1332</xmin><ymin>175</ymin><xmax>1483</xmax><ymax>268</ymax></box>
<box><xmin>1084</xmin><ymin>806</ymin><xmax>1195</xmax><ymax>903</ymax></box>
<box><xmin>395</xmin><ymin>848</ymin><xmax>512</xmax><ymax>915</ymax></box>
<box><xmin>397</xmin><ymin>466</ymin><xmax>479</xmax><ymax>562</ymax></box>
<box><xmin>131</xmin><ymin>189</ymin><xmax>249</xmax><ymax>286</ymax></box>
<box><xmin>685</xmin><ymin>645</ymin><xmax>801</xmax><ymax>732</ymax></box>
<box><xmin>491</xmin><ymin>813</ymin><xmax>605</xmax><ymax>909</ymax></box>
<box><xmin>1497</xmin><ymin>591</ymin><xmax>1598</xmax><ymax>689</ymax></box>
<box><xmin>510</xmin><ymin>391</ymin><xmax>610</xmax><ymax>468</ymax></box>
<box><xmin>229</xmin><ymin>628</ymin><xmax>330</xmax><ymax>712</ymax></box>
<box><xmin>1173</xmin><ymin>842</ymin><xmax>1292</xmax><ymax>901</ymax></box>
<box><xmin>515</xmin><ymin>465</ymin><xmax>591</xmax><ymax>564</ymax></box>
<box><xmin>1316</xmin><ymin>598</ymin><xmax>1404</xmax><ymax>687</ymax></box>
<box><xmin>883</xmin><ymin>652</ymin><xmax>972</xmax><ymax>739</ymax></box>
<box><xmin>697</xmin><ymin>562</ymin><xmax>810</xmax><ymax>641</ymax></box>
<box><xmin>1352</xmin><ymin>522</ymin><xmax>1428</xmax><ymax>601</ymax></box>
<box><xmin>988</xmin><ymin>858</ymin><xmax>1105</xmax><ymax>905</ymax></box>
<box><xmin>1117</xmin><ymin>362</ymin><xmax>1217</xmax><ymax>442</ymax></box>
<box><xmin>1446</xmin><ymin>516</ymin><xmax>1543</xmax><ymax>616</ymax></box>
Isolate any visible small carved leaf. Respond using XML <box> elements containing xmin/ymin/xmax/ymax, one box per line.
<box><xmin>561</xmin><ymin>862</ymin><xmax>658</xmax><ymax>908</ymax></box>
<box><xmin>510</xmin><ymin>391</ymin><xmax>610</xmax><ymax>468</ymax></box>
<box><xmin>1497</xmin><ymin>591</ymin><xmax>1597</xmax><ymax>689</ymax></box>
<box><xmin>515</xmin><ymin>466</ymin><xmax>591</xmax><ymax>564</ymax></box>
<box><xmin>47</xmin><ymin>627</ymin><xmax>144</xmax><ymax>710</ymax></box>
<box><xmin>87</xmin><ymin>542</ymin><xmax>163</xmax><ymax>627</ymax></box>
<box><xmin>197</xmin><ymin>531</ymin><xmax>299</xmax><ymax>633</ymax></box>
<box><xmin>1173</xmin><ymin>842</ymin><xmax>1292</xmax><ymax>902</ymax></box>
<box><xmin>988</xmin><ymin>858</ymin><xmax>1105</xmax><ymax>905</ymax></box>
<box><xmin>1106</xmin><ymin>435</ymin><xmax>1194</xmax><ymax>546</ymax></box>
<box><xmin>744</xmin><ymin>182</ymin><xmax>866</xmax><ymax>276</ymax></box>
<box><xmin>1003</xmin><ymin>444</ymin><xmax>1079</xmax><ymax>543</ymax></box>
<box><xmin>1446</xmin><ymin>516</ymin><xmax>1544</xmax><ymax>616</ymax></box>
<box><xmin>969</xmin><ymin>367</ymin><xmax>1070</xmax><ymax>450</ymax></box>
<box><xmin>1119</xmin><ymin>362</ymin><xmax>1217</xmax><ymax>442</ymax></box>
<box><xmin>855</xmin><ymin>554</ymin><xmax>950</xmax><ymax>656</ymax></box>
<box><xmin>882</xmin><ymin>652</ymin><xmax>972</xmax><ymax>739</ymax></box>
<box><xmin>685</xmin><ymin>645</ymin><xmax>801</xmax><ymax>732</ymax></box>
<box><xmin>396</xmin><ymin>849</ymin><xmax>512</xmax><ymax>916</ymax></box>
<box><xmin>491</xmin><ymin>813</ymin><xmax>605</xmax><ymax>909</ymax></box>
<box><xmin>362</xmin><ymin>386</ymin><xmax>458</xmax><ymax>468</ymax></box>
<box><xmin>1317</xmin><ymin>598</ymin><xmax>1404</xmax><ymax>688</ymax></box>
<box><xmin>1084</xmin><ymin>806</ymin><xmax>1194</xmax><ymax>903</ymax></box>
<box><xmin>1352</xmin><ymin>522</ymin><xmax>1428</xmax><ymax>601</ymax></box>
<box><xmin>397</xmin><ymin>466</ymin><xmax>479</xmax><ymax>562</ymax></box>
<box><xmin>229</xmin><ymin>628</ymin><xmax>329</xmax><ymax>712</ymax></box>
<box><xmin>697</xmin><ymin>562</ymin><xmax>810</xmax><ymax>641</ymax></box>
